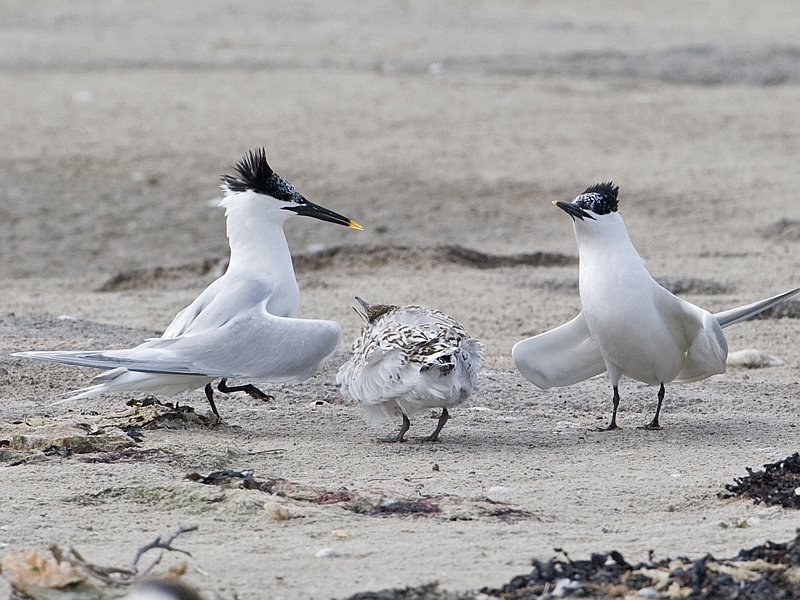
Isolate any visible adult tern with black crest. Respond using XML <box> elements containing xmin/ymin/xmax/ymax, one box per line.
<box><xmin>512</xmin><ymin>182</ymin><xmax>798</xmax><ymax>430</ymax></box>
<box><xmin>14</xmin><ymin>148</ymin><xmax>362</xmax><ymax>418</ymax></box>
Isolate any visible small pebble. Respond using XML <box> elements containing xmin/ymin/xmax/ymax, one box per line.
<box><xmin>432</xmin><ymin>463</ymin><xmax>440</xmax><ymax>472</ymax></box>
<box><xmin>315</xmin><ymin>548</ymin><xmax>338</xmax><ymax>558</ymax></box>
<box><xmin>331</xmin><ymin>529</ymin><xmax>348</xmax><ymax>538</ymax></box>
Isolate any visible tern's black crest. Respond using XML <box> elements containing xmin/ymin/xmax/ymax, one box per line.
<box><xmin>575</xmin><ymin>182</ymin><xmax>619</xmax><ymax>215</ymax></box>
<box><xmin>221</xmin><ymin>148</ymin><xmax>302</xmax><ymax>202</ymax></box>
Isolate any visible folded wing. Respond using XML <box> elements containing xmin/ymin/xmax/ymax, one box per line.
<box><xmin>15</xmin><ymin>306</ymin><xmax>342</xmax><ymax>384</ymax></box>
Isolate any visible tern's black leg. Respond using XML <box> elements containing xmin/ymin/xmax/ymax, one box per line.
<box><xmin>381</xmin><ymin>413</ymin><xmax>411</xmax><ymax>443</ymax></box>
<box><xmin>203</xmin><ymin>383</ymin><xmax>221</xmax><ymax>419</ymax></box>
<box><xmin>645</xmin><ymin>383</ymin><xmax>665</xmax><ymax>430</ymax></box>
<box><xmin>422</xmin><ymin>408</ymin><xmax>449</xmax><ymax>442</ymax></box>
<box><xmin>597</xmin><ymin>386</ymin><xmax>621</xmax><ymax>431</ymax></box>
<box><xmin>217</xmin><ymin>378</ymin><xmax>273</xmax><ymax>401</ymax></box>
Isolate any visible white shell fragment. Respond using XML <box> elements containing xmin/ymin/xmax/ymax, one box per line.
<box><xmin>315</xmin><ymin>548</ymin><xmax>338</xmax><ymax>558</ymax></box>
<box><xmin>727</xmin><ymin>349</ymin><xmax>784</xmax><ymax>369</ymax></box>
<box><xmin>552</xmin><ymin>578</ymin><xmax>580</xmax><ymax>597</ymax></box>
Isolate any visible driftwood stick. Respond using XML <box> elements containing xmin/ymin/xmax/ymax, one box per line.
<box><xmin>45</xmin><ymin>526</ymin><xmax>198</xmax><ymax>587</ymax></box>
<box><xmin>59</xmin><ymin>546</ymin><xmax>137</xmax><ymax>584</ymax></box>
<box><xmin>131</xmin><ymin>525</ymin><xmax>198</xmax><ymax>570</ymax></box>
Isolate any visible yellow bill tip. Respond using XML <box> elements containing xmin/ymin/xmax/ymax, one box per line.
<box><xmin>552</xmin><ymin>200</ymin><xmax>559</xmax><ymax>206</ymax></box>
<box><xmin>348</xmin><ymin>220</ymin><xmax>363</xmax><ymax>231</ymax></box>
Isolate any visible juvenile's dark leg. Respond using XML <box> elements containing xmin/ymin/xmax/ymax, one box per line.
<box><xmin>597</xmin><ymin>386</ymin><xmax>621</xmax><ymax>431</ymax></box>
<box><xmin>203</xmin><ymin>383</ymin><xmax>221</xmax><ymax>419</ymax></box>
<box><xmin>217</xmin><ymin>378</ymin><xmax>273</xmax><ymax>401</ymax></box>
<box><xmin>387</xmin><ymin>413</ymin><xmax>411</xmax><ymax>443</ymax></box>
<box><xmin>645</xmin><ymin>384</ymin><xmax>665</xmax><ymax>430</ymax></box>
<box><xmin>423</xmin><ymin>408</ymin><xmax>449</xmax><ymax>442</ymax></box>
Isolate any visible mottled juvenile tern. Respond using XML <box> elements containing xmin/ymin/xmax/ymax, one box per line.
<box><xmin>337</xmin><ymin>298</ymin><xmax>485</xmax><ymax>442</ymax></box>
<box><xmin>512</xmin><ymin>182</ymin><xmax>798</xmax><ymax>430</ymax></box>
<box><xmin>14</xmin><ymin>148</ymin><xmax>362</xmax><ymax>417</ymax></box>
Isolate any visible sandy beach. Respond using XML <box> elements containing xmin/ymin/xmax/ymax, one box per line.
<box><xmin>1</xmin><ymin>2</ymin><xmax>800</xmax><ymax>599</ymax></box>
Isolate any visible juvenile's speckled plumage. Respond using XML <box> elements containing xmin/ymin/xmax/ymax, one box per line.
<box><xmin>337</xmin><ymin>298</ymin><xmax>485</xmax><ymax>442</ymax></box>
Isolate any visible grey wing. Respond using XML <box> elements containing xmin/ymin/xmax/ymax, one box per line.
<box><xmin>162</xmin><ymin>276</ymin><xmax>277</xmax><ymax>338</ymax></box>
<box><xmin>16</xmin><ymin>308</ymin><xmax>343</xmax><ymax>383</ymax></box>
<box><xmin>177</xmin><ymin>309</ymin><xmax>343</xmax><ymax>381</ymax></box>
<box><xmin>161</xmin><ymin>278</ymin><xmax>227</xmax><ymax>339</ymax></box>
<box><xmin>512</xmin><ymin>312</ymin><xmax>606</xmax><ymax>389</ymax></box>
<box><xmin>675</xmin><ymin>309</ymin><xmax>727</xmax><ymax>383</ymax></box>
<box><xmin>652</xmin><ymin>291</ymin><xmax>728</xmax><ymax>383</ymax></box>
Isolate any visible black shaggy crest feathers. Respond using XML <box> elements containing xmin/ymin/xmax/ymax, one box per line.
<box><xmin>575</xmin><ymin>182</ymin><xmax>619</xmax><ymax>215</ymax></box>
<box><xmin>221</xmin><ymin>148</ymin><xmax>301</xmax><ymax>202</ymax></box>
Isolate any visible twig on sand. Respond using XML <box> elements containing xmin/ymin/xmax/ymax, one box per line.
<box><xmin>131</xmin><ymin>525</ymin><xmax>198</xmax><ymax>578</ymax></box>
<box><xmin>49</xmin><ymin>525</ymin><xmax>198</xmax><ymax>586</ymax></box>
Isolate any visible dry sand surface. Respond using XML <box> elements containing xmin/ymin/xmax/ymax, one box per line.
<box><xmin>2</xmin><ymin>2</ymin><xmax>800</xmax><ymax>599</ymax></box>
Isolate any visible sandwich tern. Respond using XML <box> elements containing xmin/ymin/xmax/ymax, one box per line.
<box><xmin>14</xmin><ymin>148</ymin><xmax>362</xmax><ymax>418</ymax></box>
<box><xmin>337</xmin><ymin>298</ymin><xmax>485</xmax><ymax>442</ymax></box>
<box><xmin>512</xmin><ymin>182</ymin><xmax>798</xmax><ymax>430</ymax></box>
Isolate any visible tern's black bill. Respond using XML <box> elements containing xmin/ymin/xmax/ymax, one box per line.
<box><xmin>284</xmin><ymin>200</ymin><xmax>362</xmax><ymax>229</ymax></box>
<box><xmin>553</xmin><ymin>201</ymin><xmax>595</xmax><ymax>221</ymax></box>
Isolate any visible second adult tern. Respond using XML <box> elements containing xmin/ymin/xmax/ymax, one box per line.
<box><xmin>337</xmin><ymin>298</ymin><xmax>485</xmax><ymax>442</ymax></box>
<box><xmin>14</xmin><ymin>148</ymin><xmax>362</xmax><ymax>417</ymax></box>
<box><xmin>512</xmin><ymin>182</ymin><xmax>798</xmax><ymax>430</ymax></box>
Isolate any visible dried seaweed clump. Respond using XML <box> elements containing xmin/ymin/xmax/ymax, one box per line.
<box><xmin>720</xmin><ymin>452</ymin><xmax>800</xmax><ymax>509</ymax></box>
<box><xmin>480</xmin><ymin>534</ymin><xmax>800</xmax><ymax>599</ymax></box>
